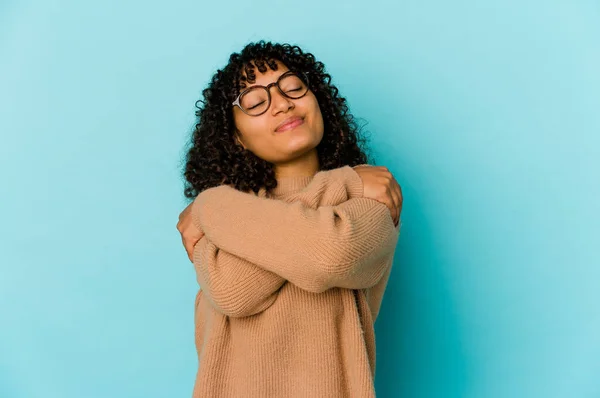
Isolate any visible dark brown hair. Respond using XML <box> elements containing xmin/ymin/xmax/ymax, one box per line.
<box><xmin>182</xmin><ymin>40</ymin><xmax>373</xmax><ymax>199</ymax></box>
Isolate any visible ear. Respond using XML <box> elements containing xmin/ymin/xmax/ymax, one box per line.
<box><xmin>234</xmin><ymin>131</ymin><xmax>247</xmax><ymax>150</ymax></box>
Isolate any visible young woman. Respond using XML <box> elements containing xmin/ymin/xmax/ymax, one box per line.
<box><xmin>176</xmin><ymin>40</ymin><xmax>403</xmax><ymax>397</ymax></box>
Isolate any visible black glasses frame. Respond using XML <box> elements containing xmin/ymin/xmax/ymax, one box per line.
<box><xmin>232</xmin><ymin>71</ymin><xmax>310</xmax><ymax>116</ymax></box>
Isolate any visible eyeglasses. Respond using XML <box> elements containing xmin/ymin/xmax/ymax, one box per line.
<box><xmin>232</xmin><ymin>71</ymin><xmax>309</xmax><ymax>116</ymax></box>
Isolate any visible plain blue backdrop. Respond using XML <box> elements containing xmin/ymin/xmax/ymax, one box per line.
<box><xmin>1</xmin><ymin>0</ymin><xmax>599</xmax><ymax>397</ymax></box>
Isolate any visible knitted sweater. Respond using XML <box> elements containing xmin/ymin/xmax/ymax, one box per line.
<box><xmin>190</xmin><ymin>165</ymin><xmax>401</xmax><ymax>397</ymax></box>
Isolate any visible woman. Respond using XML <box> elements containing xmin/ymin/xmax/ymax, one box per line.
<box><xmin>177</xmin><ymin>40</ymin><xmax>403</xmax><ymax>397</ymax></box>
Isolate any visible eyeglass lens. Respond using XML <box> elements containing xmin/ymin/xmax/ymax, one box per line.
<box><xmin>239</xmin><ymin>74</ymin><xmax>308</xmax><ymax>115</ymax></box>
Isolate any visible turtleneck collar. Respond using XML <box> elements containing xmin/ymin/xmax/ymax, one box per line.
<box><xmin>269</xmin><ymin>174</ymin><xmax>315</xmax><ymax>197</ymax></box>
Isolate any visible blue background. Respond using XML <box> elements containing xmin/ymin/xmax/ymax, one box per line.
<box><xmin>1</xmin><ymin>1</ymin><xmax>599</xmax><ymax>397</ymax></box>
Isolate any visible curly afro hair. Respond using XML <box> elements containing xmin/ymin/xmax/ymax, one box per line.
<box><xmin>182</xmin><ymin>40</ymin><xmax>374</xmax><ymax>199</ymax></box>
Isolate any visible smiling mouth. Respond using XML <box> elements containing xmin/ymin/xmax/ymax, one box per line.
<box><xmin>276</xmin><ymin>118</ymin><xmax>304</xmax><ymax>133</ymax></box>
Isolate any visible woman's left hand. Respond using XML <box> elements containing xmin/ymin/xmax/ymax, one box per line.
<box><xmin>176</xmin><ymin>202</ymin><xmax>205</xmax><ymax>262</ymax></box>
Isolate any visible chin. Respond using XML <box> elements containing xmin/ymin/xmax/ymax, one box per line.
<box><xmin>286</xmin><ymin>133</ymin><xmax>320</xmax><ymax>149</ymax></box>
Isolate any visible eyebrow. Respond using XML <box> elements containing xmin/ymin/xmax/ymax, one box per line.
<box><xmin>240</xmin><ymin>72</ymin><xmax>287</xmax><ymax>90</ymax></box>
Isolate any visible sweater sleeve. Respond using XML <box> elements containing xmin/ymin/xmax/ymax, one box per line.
<box><xmin>192</xmin><ymin>237</ymin><xmax>285</xmax><ymax>317</ymax></box>
<box><xmin>190</xmin><ymin>165</ymin><xmax>370</xmax><ymax>316</ymax></box>
<box><xmin>191</xmin><ymin>166</ymin><xmax>400</xmax><ymax>294</ymax></box>
<box><xmin>365</xmin><ymin>238</ymin><xmax>397</xmax><ymax>322</ymax></box>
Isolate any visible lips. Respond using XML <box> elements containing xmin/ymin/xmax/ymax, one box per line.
<box><xmin>275</xmin><ymin>116</ymin><xmax>304</xmax><ymax>132</ymax></box>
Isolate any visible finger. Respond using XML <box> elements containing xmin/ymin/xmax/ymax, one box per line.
<box><xmin>395</xmin><ymin>182</ymin><xmax>403</xmax><ymax>219</ymax></box>
<box><xmin>391</xmin><ymin>178</ymin><xmax>403</xmax><ymax>211</ymax></box>
<box><xmin>382</xmin><ymin>193</ymin><xmax>396</xmax><ymax>224</ymax></box>
<box><xmin>387</xmin><ymin>186</ymin><xmax>399</xmax><ymax>224</ymax></box>
<box><xmin>186</xmin><ymin>243</ymin><xmax>194</xmax><ymax>262</ymax></box>
<box><xmin>380</xmin><ymin>169</ymin><xmax>397</xmax><ymax>216</ymax></box>
<box><xmin>395</xmin><ymin>178</ymin><xmax>403</xmax><ymax>205</ymax></box>
<box><xmin>191</xmin><ymin>236</ymin><xmax>201</xmax><ymax>248</ymax></box>
<box><xmin>180</xmin><ymin>235</ymin><xmax>192</xmax><ymax>261</ymax></box>
<box><xmin>180</xmin><ymin>234</ymin><xmax>187</xmax><ymax>251</ymax></box>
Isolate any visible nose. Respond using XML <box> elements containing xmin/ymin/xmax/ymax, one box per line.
<box><xmin>269</xmin><ymin>86</ymin><xmax>294</xmax><ymax>114</ymax></box>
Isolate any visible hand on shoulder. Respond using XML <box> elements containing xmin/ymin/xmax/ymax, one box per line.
<box><xmin>351</xmin><ymin>165</ymin><xmax>403</xmax><ymax>227</ymax></box>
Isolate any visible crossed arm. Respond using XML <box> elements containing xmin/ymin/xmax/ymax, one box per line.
<box><xmin>191</xmin><ymin>165</ymin><xmax>400</xmax><ymax>317</ymax></box>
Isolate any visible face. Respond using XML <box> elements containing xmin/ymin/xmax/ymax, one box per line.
<box><xmin>232</xmin><ymin>60</ymin><xmax>324</xmax><ymax>166</ymax></box>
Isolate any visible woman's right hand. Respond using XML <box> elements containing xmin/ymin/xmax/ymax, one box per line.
<box><xmin>352</xmin><ymin>165</ymin><xmax>403</xmax><ymax>227</ymax></box>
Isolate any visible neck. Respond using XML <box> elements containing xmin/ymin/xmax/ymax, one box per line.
<box><xmin>273</xmin><ymin>149</ymin><xmax>320</xmax><ymax>180</ymax></box>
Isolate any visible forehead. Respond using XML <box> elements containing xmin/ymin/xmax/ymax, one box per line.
<box><xmin>239</xmin><ymin>60</ymin><xmax>290</xmax><ymax>89</ymax></box>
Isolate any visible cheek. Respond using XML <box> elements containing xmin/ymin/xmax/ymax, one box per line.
<box><xmin>236</xmin><ymin>118</ymin><xmax>270</xmax><ymax>145</ymax></box>
<box><xmin>309</xmin><ymin>100</ymin><xmax>324</xmax><ymax>133</ymax></box>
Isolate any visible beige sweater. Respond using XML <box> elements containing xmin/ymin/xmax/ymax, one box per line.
<box><xmin>190</xmin><ymin>165</ymin><xmax>401</xmax><ymax>397</ymax></box>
